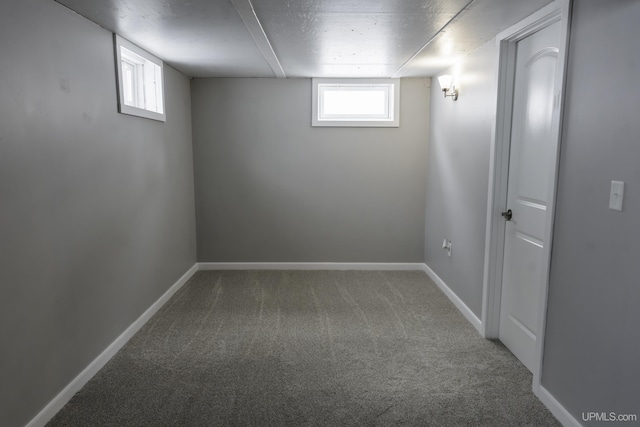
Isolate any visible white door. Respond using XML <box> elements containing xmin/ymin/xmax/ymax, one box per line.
<box><xmin>499</xmin><ymin>21</ymin><xmax>561</xmax><ymax>372</ymax></box>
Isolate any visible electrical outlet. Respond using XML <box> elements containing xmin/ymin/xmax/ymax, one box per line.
<box><xmin>442</xmin><ymin>239</ymin><xmax>452</xmax><ymax>257</ymax></box>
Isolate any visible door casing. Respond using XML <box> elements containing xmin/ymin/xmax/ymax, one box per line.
<box><xmin>481</xmin><ymin>0</ymin><xmax>572</xmax><ymax>392</ymax></box>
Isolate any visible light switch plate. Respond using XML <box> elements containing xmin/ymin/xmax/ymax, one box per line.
<box><xmin>609</xmin><ymin>181</ymin><xmax>625</xmax><ymax>211</ymax></box>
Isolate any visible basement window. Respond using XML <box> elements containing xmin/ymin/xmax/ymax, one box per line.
<box><xmin>114</xmin><ymin>35</ymin><xmax>165</xmax><ymax>122</ymax></box>
<box><xmin>312</xmin><ymin>78</ymin><xmax>400</xmax><ymax>127</ymax></box>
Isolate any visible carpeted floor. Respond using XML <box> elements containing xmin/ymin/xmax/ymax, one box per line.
<box><xmin>48</xmin><ymin>270</ymin><xmax>560</xmax><ymax>426</ymax></box>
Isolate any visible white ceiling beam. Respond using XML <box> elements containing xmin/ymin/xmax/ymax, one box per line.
<box><xmin>392</xmin><ymin>0</ymin><xmax>476</xmax><ymax>78</ymax></box>
<box><xmin>230</xmin><ymin>0</ymin><xmax>286</xmax><ymax>78</ymax></box>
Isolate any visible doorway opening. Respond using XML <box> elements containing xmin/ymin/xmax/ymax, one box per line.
<box><xmin>481</xmin><ymin>0</ymin><xmax>571</xmax><ymax>391</ymax></box>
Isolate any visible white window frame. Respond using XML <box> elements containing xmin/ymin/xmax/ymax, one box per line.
<box><xmin>114</xmin><ymin>34</ymin><xmax>165</xmax><ymax>122</ymax></box>
<box><xmin>312</xmin><ymin>78</ymin><xmax>400</xmax><ymax>127</ymax></box>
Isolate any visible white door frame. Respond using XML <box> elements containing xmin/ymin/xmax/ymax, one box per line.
<box><xmin>481</xmin><ymin>0</ymin><xmax>572</xmax><ymax>391</ymax></box>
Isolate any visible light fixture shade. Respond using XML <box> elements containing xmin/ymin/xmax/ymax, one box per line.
<box><xmin>438</xmin><ymin>74</ymin><xmax>453</xmax><ymax>90</ymax></box>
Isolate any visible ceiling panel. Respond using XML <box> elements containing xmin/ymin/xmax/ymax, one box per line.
<box><xmin>251</xmin><ymin>0</ymin><xmax>466</xmax><ymax>14</ymax></box>
<box><xmin>398</xmin><ymin>0</ymin><xmax>554</xmax><ymax>77</ymax></box>
<box><xmin>53</xmin><ymin>0</ymin><xmax>555</xmax><ymax>79</ymax></box>
<box><xmin>252</xmin><ymin>0</ymin><xmax>471</xmax><ymax>77</ymax></box>
<box><xmin>55</xmin><ymin>0</ymin><xmax>275</xmax><ymax>77</ymax></box>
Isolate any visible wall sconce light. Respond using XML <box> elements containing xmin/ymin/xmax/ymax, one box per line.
<box><xmin>438</xmin><ymin>75</ymin><xmax>458</xmax><ymax>101</ymax></box>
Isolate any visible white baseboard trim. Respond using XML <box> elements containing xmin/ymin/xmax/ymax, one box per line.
<box><xmin>535</xmin><ymin>384</ymin><xmax>582</xmax><ymax>427</ymax></box>
<box><xmin>421</xmin><ymin>264</ymin><xmax>483</xmax><ymax>334</ymax></box>
<box><xmin>25</xmin><ymin>263</ymin><xmax>199</xmax><ymax>427</ymax></box>
<box><xmin>198</xmin><ymin>262</ymin><xmax>426</xmax><ymax>271</ymax></box>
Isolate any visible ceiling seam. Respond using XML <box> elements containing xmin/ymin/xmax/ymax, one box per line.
<box><xmin>230</xmin><ymin>0</ymin><xmax>286</xmax><ymax>78</ymax></box>
<box><xmin>392</xmin><ymin>0</ymin><xmax>476</xmax><ymax>78</ymax></box>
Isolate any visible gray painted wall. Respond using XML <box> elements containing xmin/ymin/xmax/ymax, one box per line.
<box><xmin>425</xmin><ymin>1</ymin><xmax>640</xmax><ymax>421</ymax></box>
<box><xmin>542</xmin><ymin>0</ymin><xmax>640</xmax><ymax>422</ymax></box>
<box><xmin>191</xmin><ymin>78</ymin><xmax>429</xmax><ymax>263</ymax></box>
<box><xmin>0</xmin><ymin>1</ymin><xmax>196</xmax><ymax>426</ymax></box>
<box><xmin>424</xmin><ymin>41</ymin><xmax>497</xmax><ymax>317</ymax></box>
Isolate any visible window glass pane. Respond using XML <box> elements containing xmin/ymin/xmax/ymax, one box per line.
<box><xmin>122</xmin><ymin>62</ymin><xmax>135</xmax><ymax>106</ymax></box>
<box><xmin>323</xmin><ymin>89</ymin><xmax>387</xmax><ymax>117</ymax></box>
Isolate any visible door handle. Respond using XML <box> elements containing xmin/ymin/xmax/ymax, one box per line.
<box><xmin>501</xmin><ymin>209</ymin><xmax>513</xmax><ymax>221</ymax></box>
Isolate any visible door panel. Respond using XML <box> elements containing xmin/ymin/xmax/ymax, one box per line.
<box><xmin>516</xmin><ymin>51</ymin><xmax>558</xmax><ymax>203</ymax></box>
<box><xmin>499</xmin><ymin>21</ymin><xmax>560</xmax><ymax>372</ymax></box>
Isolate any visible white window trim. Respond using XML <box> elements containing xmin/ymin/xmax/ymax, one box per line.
<box><xmin>114</xmin><ymin>34</ymin><xmax>166</xmax><ymax>122</ymax></box>
<box><xmin>312</xmin><ymin>78</ymin><xmax>400</xmax><ymax>128</ymax></box>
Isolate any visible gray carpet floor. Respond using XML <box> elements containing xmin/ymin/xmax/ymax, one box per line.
<box><xmin>48</xmin><ymin>270</ymin><xmax>560</xmax><ymax>426</ymax></box>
